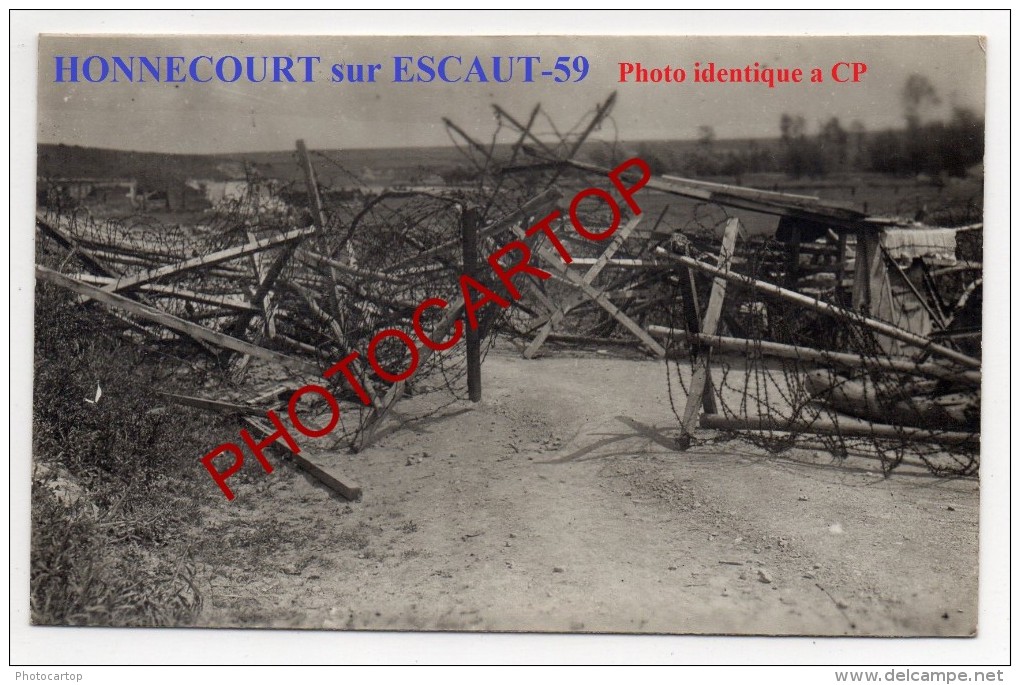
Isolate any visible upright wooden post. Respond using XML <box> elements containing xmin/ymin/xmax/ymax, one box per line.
<box><xmin>835</xmin><ymin>230</ymin><xmax>848</xmax><ymax>304</ymax></box>
<box><xmin>677</xmin><ymin>264</ymin><xmax>717</xmax><ymax>415</ymax></box>
<box><xmin>462</xmin><ymin>206</ymin><xmax>482</xmax><ymax>402</ymax></box>
<box><xmin>677</xmin><ymin>217</ymin><xmax>742</xmax><ymax>448</ymax></box>
<box><xmin>297</xmin><ymin>139</ymin><xmax>328</xmax><ymax>232</ymax></box>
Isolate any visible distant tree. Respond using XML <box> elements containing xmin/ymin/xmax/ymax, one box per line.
<box><xmin>867</xmin><ymin>129</ymin><xmax>909</xmax><ymax>173</ymax></box>
<box><xmin>902</xmin><ymin>74</ymin><xmax>943</xmax><ymax>173</ymax></box>
<box><xmin>779</xmin><ymin>114</ymin><xmax>823</xmax><ymax>178</ymax></box>
<box><xmin>636</xmin><ymin>142</ymin><xmax>670</xmax><ymax>176</ymax></box>
<box><xmin>902</xmin><ymin>74</ymin><xmax>942</xmax><ymax>128</ymax></box>
<box><xmin>938</xmin><ymin>107</ymin><xmax>985</xmax><ymax>177</ymax></box>
<box><xmin>780</xmin><ymin>113</ymin><xmax>806</xmax><ymax>141</ymax></box>
<box><xmin>697</xmin><ymin>125</ymin><xmax>716</xmax><ymax>147</ymax></box>
<box><xmin>848</xmin><ymin>120</ymin><xmax>867</xmax><ymax>169</ymax></box>
<box><xmin>819</xmin><ymin>117</ymin><xmax>849</xmax><ymax>173</ymax></box>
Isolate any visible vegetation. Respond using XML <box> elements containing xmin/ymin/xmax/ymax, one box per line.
<box><xmin>31</xmin><ymin>280</ymin><xmax>226</xmax><ymax>626</ymax></box>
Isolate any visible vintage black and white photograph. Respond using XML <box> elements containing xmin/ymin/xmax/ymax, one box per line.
<box><xmin>25</xmin><ymin>28</ymin><xmax>993</xmax><ymax>645</ymax></box>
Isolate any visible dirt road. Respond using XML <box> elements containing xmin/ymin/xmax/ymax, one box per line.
<box><xmin>193</xmin><ymin>349</ymin><xmax>979</xmax><ymax>636</ymax></box>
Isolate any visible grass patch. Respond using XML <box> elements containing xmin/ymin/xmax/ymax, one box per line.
<box><xmin>30</xmin><ymin>280</ymin><xmax>230</xmax><ymax>626</ymax></box>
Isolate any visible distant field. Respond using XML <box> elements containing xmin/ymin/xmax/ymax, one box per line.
<box><xmin>38</xmin><ymin>140</ymin><xmax>983</xmax><ymax>232</ymax></box>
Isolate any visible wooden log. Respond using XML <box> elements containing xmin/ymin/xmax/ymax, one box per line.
<box><xmin>699</xmin><ymin>413</ymin><xmax>978</xmax><ymax>447</ymax></box>
<box><xmin>645</xmin><ymin>326</ymin><xmax>981</xmax><ymax>387</ymax></box>
<box><xmin>241</xmin><ymin>417</ymin><xmax>362</xmax><ymax>501</ymax></box>
<box><xmin>37</xmin><ymin>266</ymin><xmax>321</xmax><ymax>376</ymax></box>
<box><xmin>543</xmin><ymin>333</ymin><xmax>634</xmax><ymax>346</ymax></box>
<box><xmin>804</xmin><ymin>370</ymin><xmax>977</xmax><ymax>430</ymax></box>
<box><xmin>97</xmin><ymin>227</ymin><xmax>316</xmax><ymax>296</ymax></box>
<box><xmin>663</xmin><ymin>251</ymin><xmax>981</xmax><ymax>370</ymax></box>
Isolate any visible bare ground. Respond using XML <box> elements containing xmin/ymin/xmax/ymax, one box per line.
<box><xmin>190</xmin><ymin>349</ymin><xmax>979</xmax><ymax>636</ymax></box>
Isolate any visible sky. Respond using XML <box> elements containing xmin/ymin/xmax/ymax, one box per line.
<box><xmin>36</xmin><ymin>33</ymin><xmax>987</xmax><ymax>153</ymax></box>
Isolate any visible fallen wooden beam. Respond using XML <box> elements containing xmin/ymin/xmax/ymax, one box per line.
<box><xmin>241</xmin><ymin>417</ymin><xmax>362</xmax><ymax>501</ymax></box>
<box><xmin>562</xmin><ymin>159</ymin><xmax>870</xmax><ymax>232</ymax></box>
<box><xmin>36</xmin><ymin>266</ymin><xmax>321</xmax><ymax>376</ymax></box>
<box><xmin>98</xmin><ymin>227</ymin><xmax>316</xmax><ymax>296</ymax></box>
<box><xmin>157</xmin><ymin>391</ymin><xmax>268</xmax><ymax>417</ymax></box>
<box><xmin>67</xmin><ymin>274</ymin><xmax>258</xmax><ymax>313</ymax></box>
<box><xmin>699</xmin><ymin>413</ymin><xmax>978</xmax><ymax>447</ymax></box>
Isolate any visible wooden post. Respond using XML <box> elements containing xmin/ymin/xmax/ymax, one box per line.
<box><xmin>676</xmin><ymin>264</ymin><xmax>717</xmax><ymax>414</ymax></box>
<box><xmin>297</xmin><ymin>139</ymin><xmax>329</xmax><ymax>233</ymax></box>
<box><xmin>677</xmin><ymin>217</ymin><xmax>742</xmax><ymax>447</ymax></box>
<box><xmin>462</xmin><ymin>206</ymin><xmax>482</xmax><ymax>402</ymax></box>
<box><xmin>785</xmin><ymin>223</ymin><xmax>802</xmax><ymax>288</ymax></box>
<box><xmin>835</xmin><ymin>230</ymin><xmax>848</xmax><ymax>303</ymax></box>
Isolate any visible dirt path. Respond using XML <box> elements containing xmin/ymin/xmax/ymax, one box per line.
<box><xmin>192</xmin><ymin>350</ymin><xmax>978</xmax><ymax>636</ymax></box>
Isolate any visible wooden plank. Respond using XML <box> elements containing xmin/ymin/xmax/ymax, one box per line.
<box><xmin>678</xmin><ymin>217</ymin><xmax>742</xmax><ymax>445</ymax></box>
<box><xmin>563</xmin><ymin>159</ymin><xmax>870</xmax><ymax>231</ymax></box>
<box><xmin>241</xmin><ymin>417</ymin><xmax>362</xmax><ymax>501</ymax></box>
<box><xmin>880</xmin><ymin>245</ymin><xmax>948</xmax><ymax>330</ymax></box>
<box><xmin>98</xmin><ymin>227</ymin><xmax>316</xmax><ymax>296</ymax></box>
<box><xmin>567</xmin><ymin>258</ymin><xmax>662</xmax><ymax>269</ymax></box>
<box><xmin>699</xmin><ymin>413</ymin><xmax>978</xmax><ymax>448</ymax></box>
<box><xmin>297</xmin><ymin>139</ymin><xmax>329</xmax><ymax>233</ymax></box>
<box><xmin>67</xmin><ymin>274</ymin><xmax>258</xmax><ymax>313</ymax></box>
<box><xmin>676</xmin><ymin>264</ymin><xmax>718</xmax><ymax>415</ymax></box>
<box><xmin>295</xmin><ymin>248</ymin><xmax>405</xmax><ymax>285</ymax></box>
<box><xmin>37</xmin><ymin>266</ymin><xmax>321</xmax><ymax>375</ymax></box>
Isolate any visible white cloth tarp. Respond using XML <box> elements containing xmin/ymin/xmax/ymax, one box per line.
<box><xmin>852</xmin><ymin>231</ymin><xmax>935</xmax><ymax>358</ymax></box>
<box><xmin>880</xmin><ymin>227</ymin><xmax>957</xmax><ymax>266</ymax></box>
